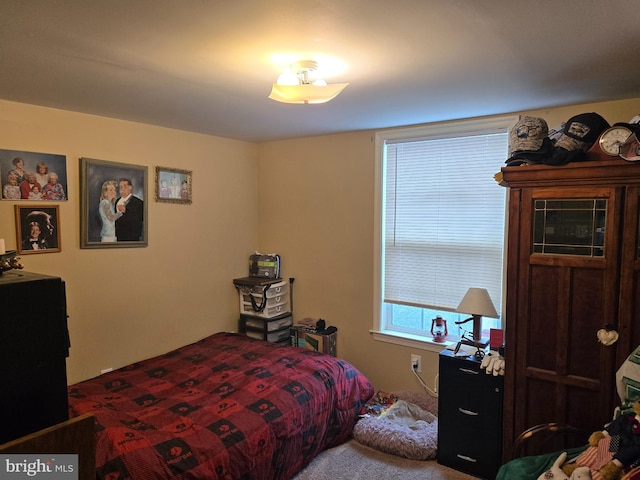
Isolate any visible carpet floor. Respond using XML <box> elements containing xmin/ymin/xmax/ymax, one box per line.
<box><xmin>293</xmin><ymin>439</ymin><xmax>480</xmax><ymax>480</ymax></box>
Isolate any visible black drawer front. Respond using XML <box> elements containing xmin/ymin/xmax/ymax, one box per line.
<box><xmin>439</xmin><ymin>383</ymin><xmax>502</xmax><ymax>430</ymax></box>
<box><xmin>437</xmin><ymin>432</ymin><xmax>502</xmax><ymax>479</ymax></box>
<box><xmin>442</xmin><ymin>404</ymin><xmax>502</xmax><ymax>431</ymax></box>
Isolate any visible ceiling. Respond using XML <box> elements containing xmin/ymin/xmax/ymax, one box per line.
<box><xmin>1</xmin><ymin>0</ymin><xmax>639</xmax><ymax>143</ymax></box>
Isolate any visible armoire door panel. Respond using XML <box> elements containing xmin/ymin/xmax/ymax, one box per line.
<box><xmin>565</xmin><ymin>385</ymin><xmax>609</xmax><ymax>429</ymax></box>
<box><xmin>525</xmin><ymin>378</ymin><xmax>561</xmax><ymax>425</ymax></box>
<box><xmin>520</xmin><ymin>356</ymin><xmax>614</xmax><ymax>455</ymax></box>
<box><xmin>525</xmin><ymin>377</ymin><xmax>600</xmax><ymax>422</ymax></box>
<box><xmin>525</xmin><ymin>265</ymin><xmax>609</xmax><ymax>378</ymax></box>
<box><xmin>568</xmin><ymin>269</ymin><xmax>610</xmax><ymax>378</ymax></box>
<box><xmin>526</xmin><ymin>266</ymin><xmax>561</xmax><ymax>372</ymax></box>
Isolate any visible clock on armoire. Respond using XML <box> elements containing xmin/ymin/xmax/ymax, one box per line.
<box><xmin>0</xmin><ymin>271</ymin><xmax>70</xmax><ymax>444</ymax></box>
<box><xmin>500</xmin><ymin>159</ymin><xmax>640</xmax><ymax>461</ymax></box>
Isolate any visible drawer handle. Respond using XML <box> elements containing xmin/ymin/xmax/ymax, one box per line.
<box><xmin>458</xmin><ymin>408</ymin><xmax>479</xmax><ymax>416</ymax></box>
<box><xmin>459</xmin><ymin>368</ymin><xmax>479</xmax><ymax>375</ymax></box>
<box><xmin>456</xmin><ymin>454</ymin><xmax>478</xmax><ymax>463</ymax></box>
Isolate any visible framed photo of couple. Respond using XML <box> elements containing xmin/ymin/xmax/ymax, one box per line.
<box><xmin>80</xmin><ymin>158</ymin><xmax>148</xmax><ymax>249</ymax></box>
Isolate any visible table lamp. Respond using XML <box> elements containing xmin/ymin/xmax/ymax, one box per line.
<box><xmin>455</xmin><ymin>287</ymin><xmax>499</xmax><ymax>349</ymax></box>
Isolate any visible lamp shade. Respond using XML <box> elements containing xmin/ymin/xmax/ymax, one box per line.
<box><xmin>268</xmin><ymin>82</ymin><xmax>349</xmax><ymax>105</ymax></box>
<box><xmin>456</xmin><ymin>288</ymin><xmax>499</xmax><ymax>318</ymax></box>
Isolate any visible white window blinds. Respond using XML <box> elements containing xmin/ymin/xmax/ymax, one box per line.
<box><xmin>383</xmin><ymin>127</ymin><xmax>507</xmax><ymax>315</ymax></box>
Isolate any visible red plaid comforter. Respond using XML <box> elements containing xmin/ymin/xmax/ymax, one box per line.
<box><xmin>68</xmin><ymin>332</ymin><xmax>373</xmax><ymax>479</ymax></box>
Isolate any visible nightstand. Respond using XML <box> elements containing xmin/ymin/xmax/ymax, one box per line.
<box><xmin>437</xmin><ymin>349</ymin><xmax>503</xmax><ymax>479</ymax></box>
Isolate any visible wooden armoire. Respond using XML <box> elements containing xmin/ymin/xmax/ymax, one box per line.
<box><xmin>501</xmin><ymin>159</ymin><xmax>640</xmax><ymax>460</ymax></box>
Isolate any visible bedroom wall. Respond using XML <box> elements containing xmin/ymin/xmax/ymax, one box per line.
<box><xmin>2</xmin><ymin>96</ymin><xmax>639</xmax><ymax>392</ymax></box>
<box><xmin>0</xmin><ymin>99</ymin><xmax>259</xmax><ymax>385</ymax></box>
<box><xmin>257</xmin><ymin>97</ymin><xmax>640</xmax><ymax>394</ymax></box>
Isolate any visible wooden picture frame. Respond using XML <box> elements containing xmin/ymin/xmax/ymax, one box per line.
<box><xmin>155</xmin><ymin>166</ymin><xmax>192</xmax><ymax>204</ymax></box>
<box><xmin>15</xmin><ymin>205</ymin><xmax>61</xmax><ymax>254</ymax></box>
<box><xmin>80</xmin><ymin>158</ymin><xmax>148</xmax><ymax>248</ymax></box>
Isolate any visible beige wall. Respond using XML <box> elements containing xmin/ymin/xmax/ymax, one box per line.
<box><xmin>2</xmin><ymin>97</ymin><xmax>639</xmax><ymax>393</ymax></box>
<box><xmin>258</xmin><ymin>98</ymin><xmax>640</xmax><ymax>393</ymax></box>
<box><xmin>0</xmin><ymin>100</ymin><xmax>259</xmax><ymax>385</ymax></box>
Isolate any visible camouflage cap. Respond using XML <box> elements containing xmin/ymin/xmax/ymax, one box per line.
<box><xmin>509</xmin><ymin>116</ymin><xmax>549</xmax><ymax>156</ymax></box>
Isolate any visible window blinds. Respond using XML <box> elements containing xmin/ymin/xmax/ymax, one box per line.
<box><xmin>383</xmin><ymin>131</ymin><xmax>507</xmax><ymax>315</ymax></box>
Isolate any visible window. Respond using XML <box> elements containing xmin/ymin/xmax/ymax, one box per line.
<box><xmin>373</xmin><ymin>116</ymin><xmax>515</xmax><ymax>350</ymax></box>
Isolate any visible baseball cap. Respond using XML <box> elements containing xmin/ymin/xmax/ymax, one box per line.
<box><xmin>555</xmin><ymin>112</ymin><xmax>610</xmax><ymax>151</ymax></box>
<box><xmin>508</xmin><ymin>116</ymin><xmax>549</xmax><ymax>156</ymax></box>
<box><xmin>505</xmin><ymin>138</ymin><xmax>555</xmax><ymax>166</ymax></box>
<box><xmin>613</xmin><ymin>114</ymin><xmax>640</xmax><ymax>136</ymax></box>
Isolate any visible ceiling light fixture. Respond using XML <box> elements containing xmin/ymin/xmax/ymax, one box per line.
<box><xmin>269</xmin><ymin>60</ymin><xmax>349</xmax><ymax>105</ymax></box>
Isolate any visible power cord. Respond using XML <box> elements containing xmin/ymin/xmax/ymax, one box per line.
<box><xmin>411</xmin><ymin>363</ymin><xmax>439</xmax><ymax>397</ymax></box>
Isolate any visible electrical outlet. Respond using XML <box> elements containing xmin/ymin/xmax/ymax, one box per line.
<box><xmin>411</xmin><ymin>354</ymin><xmax>422</xmax><ymax>373</ymax></box>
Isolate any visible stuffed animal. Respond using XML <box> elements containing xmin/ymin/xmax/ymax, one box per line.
<box><xmin>536</xmin><ymin>452</ymin><xmax>591</xmax><ymax>480</ymax></box>
<box><xmin>571</xmin><ymin>466</ymin><xmax>593</xmax><ymax>480</ymax></box>
<box><xmin>562</xmin><ymin>400</ymin><xmax>640</xmax><ymax>480</ymax></box>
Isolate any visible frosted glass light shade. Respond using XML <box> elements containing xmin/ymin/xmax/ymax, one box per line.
<box><xmin>275</xmin><ymin>71</ymin><xmax>299</xmax><ymax>86</ymax></box>
<box><xmin>268</xmin><ymin>82</ymin><xmax>349</xmax><ymax>104</ymax></box>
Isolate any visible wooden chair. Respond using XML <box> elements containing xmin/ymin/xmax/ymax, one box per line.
<box><xmin>511</xmin><ymin>422</ymin><xmax>589</xmax><ymax>459</ymax></box>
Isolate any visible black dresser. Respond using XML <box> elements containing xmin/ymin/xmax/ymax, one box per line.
<box><xmin>437</xmin><ymin>349</ymin><xmax>503</xmax><ymax>479</ymax></box>
<box><xmin>0</xmin><ymin>271</ymin><xmax>70</xmax><ymax>444</ymax></box>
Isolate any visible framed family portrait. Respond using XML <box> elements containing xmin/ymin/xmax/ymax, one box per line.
<box><xmin>15</xmin><ymin>205</ymin><xmax>61</xmax><ymax>254</ymax></box>
<box><xmin>155</xmin><ymin>166</ymin><xmax>192</xmax><ymax>204</ymax></box>
<box><xmin>1</xmin><ymin>148</ymin><xmax>68</xmax><ymax>201</ymax></box>
<box><xmin>80</xmin><ymin>157</ymin><xmax>148</xmax><ymax>249</ymax></box>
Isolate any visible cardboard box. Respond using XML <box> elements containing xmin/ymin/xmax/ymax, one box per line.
<box><xmin>290</xmin><ymin>326</ymin><xmax>337</xmax><ymax>357</ymax></box>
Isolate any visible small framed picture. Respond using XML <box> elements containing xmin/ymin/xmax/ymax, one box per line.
<box><xmin>155</xmin><ymin>166</ymin><xmax>192</xmax><ymax>204</ymax></box>
<box><xmin>80</xmin><ymin>157</ymin><xmax>148</xmax><ymax>248</ymax></box>
<box><xmin>15</xmin><ymin>205</ymin><xmax>61</xmax><ymax>254</ymax></box>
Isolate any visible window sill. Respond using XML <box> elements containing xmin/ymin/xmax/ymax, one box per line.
<box><xmin>370</xmin><ymin>329</ymin><xmax>457</xmax><ymax>353</ymax></box>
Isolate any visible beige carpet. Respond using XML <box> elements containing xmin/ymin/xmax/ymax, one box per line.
<box><xmin>293</xmin><ymin>439</ymin><xmax>480</xmax><ymax>480</ymax></box>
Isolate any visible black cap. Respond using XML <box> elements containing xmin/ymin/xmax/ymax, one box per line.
<box><xmin>555</xmin><ymin>112</ymin><xmax>610</xmax><ymax>151</ymax></box>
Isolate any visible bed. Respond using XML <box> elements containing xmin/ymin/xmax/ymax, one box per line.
<box><xmin>67</xmin><ymin>332</ymin><xmax>374</xmax><ymax>479</ymax></box>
